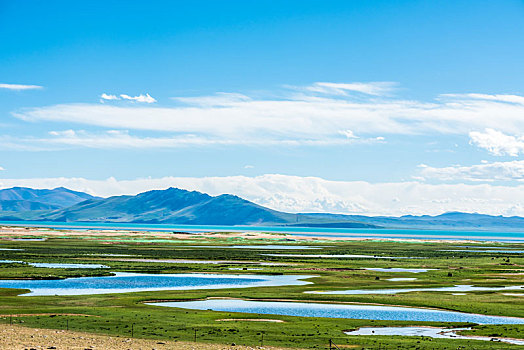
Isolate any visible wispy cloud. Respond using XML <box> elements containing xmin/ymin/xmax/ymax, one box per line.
<box><xmin>40</xmin><ymin>129</ymin><xmax>382</xmax><ymax>148</ymax></box>
<box><xmin>339</xmin><ymin>129</ymin><xmax>359</xmax><ymax>139</ymax></box>
<box><xmin>100</xmin><ymin>93</ymin><xmax>156</xmax><ymax>103</ymax></box>
<box><xmin>0</xmin><ymin>135</ymin><xmax>52</xmax><ymax>151</ymax></box>
<box><xmin>469</xmin><ymin>129</ymin><xmax>524</xmax><ymax>156</ymax></box>
<box><xmin>0</xmin><ymin>83</ymin><xmax>43</xmax><ymax>91</ymax></box>
<box><xmin>441</xmin><ymin>93</ymin><xmax>524</xmax><ymax>105</ymax></box>
<box><xmin>0</xmin><ymin>128</ymin><xmax>384</xmax><ymax>151</ymax></box>
<box><xmin>173</xmin><ymin>92</ymin><xmax>251</xmax><ymax>106</ymax></box>
<box><xmin>45</xmin><ymin>130</ymin><xmax>235</xmax><ymax>148</ymax></box>
<box><xmin>1</xmin><ymin>174</ymin><xmax>523</xmax><ymax>216</ymax></box>
<box><xmin>303</xmin><ymin>82</ymin><xmax>398</xmax><ymax>96</ymax></box>
<box><xmin>14</xmin><ymin>84</ymin><xmax>524</xmax><ymax>146</ymax></box>
<box><xmin>418</xmin><ymin>160</ymin><xmax>524</xmax><ymax>182</ymax></box>
<box><xmin>120</xmin><ymin>93</ymin><xmax>156</xmax><ymax>103</ymax></box>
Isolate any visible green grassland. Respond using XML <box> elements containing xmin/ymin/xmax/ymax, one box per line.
<box><xmin>0</xmin><ymin>231</ymin><xmax>523</xmax><ymax>349</ymax></box>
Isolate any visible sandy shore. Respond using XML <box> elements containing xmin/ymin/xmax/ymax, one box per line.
<box><xmin>0</xmin><ymin>324</ymin><xmax>301</xmax><ymax>350</ymax></box>
<box><xmin>0</xmin><ymin>225</ymin><xmax>479</xmax><ymax>243</ymax></box>
<box><xmin>0</xmin><ymin>226</ymin><xmax>294</xmax><ymax>241</ymax></box>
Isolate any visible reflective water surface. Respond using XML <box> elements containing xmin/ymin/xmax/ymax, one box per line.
<box><xmin>308</xmin><ymin>284</ymin><xmax>524</xmax><ymax>295</ymax></box>
<box><xmin>109</xmin><ymin>258</ymin><xmax>287</xmax><ymax>265</ymax></box>
<box><xmin>364</xmin><ymin>268</ymin><xmax>436</xmax><ymax>273</ymax></box>
<box><xmin>0</xmin><ymin>272</ymin><xmax>312</xmax><ymax>296</ymax></box>
<box><xmin>148</xmin><ymin>299</ymin><xmax>524</xmax><ymax>324</ymax></box>
<box><xmin>386</xmin><ymin>278</ymin><xmax>417</xmax><ymax>281</ymax></box>
<box><xmin>263</xmin><ymin>254</ymin><xmax>423</xmax><ymax>259</ymax></box>
<box><xmin>0</xmin><ymin>260</ymin><xmax>109</xmax><ymax>269</ymax></box>
<box><xmin>442</xmin><ymin>250</ymin><xmax>524</xmax><ymax>253</ymax></box>
<box><xmin>345</xmin><ymin>327</ymin><xmax>524</xmax><ymax>345</ymax></box>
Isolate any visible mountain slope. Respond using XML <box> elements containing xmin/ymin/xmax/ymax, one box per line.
<box><xmin>24</xmin><ymin>188</ymin><xmax>309</xmax><ymax>225</ymax></box>
<box><xmin>0</xmin><ymin>187</ymin><xmax>98</xmax><ymax>211</ymax></box>
<box><xmin>0</xmin><ymin>200</ymin><xmax>61</xmax><ymax>211</ymax></box>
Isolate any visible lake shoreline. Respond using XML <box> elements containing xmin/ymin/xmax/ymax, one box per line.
<box><xmin>2</xmin><ymin>223</ymin><xmax>523</xmax><ymax>243</ymax></box>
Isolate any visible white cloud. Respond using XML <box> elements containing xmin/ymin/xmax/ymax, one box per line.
<box><xmin>120</xmin><ymin>93</ymin><xmax>156</xmax><ymax>103</ymax></box>
<box><xmin>244</xmin><ymin>165</ymin><xmax>254</xmax><ymax>169</ymax></box>
<box><xmin>13</xmin><ymin>84</ymin><xmax>524</xmax><ymax>146</ymax></box>
<box><xmin>339</xmin><ymin>129</ymin><xmax>358</xmax><ymax>139</ymax></box>
<box><xmin>418</xmin><ymin>160</ymin><xmax>524</xmax><ymax>182</ymax></box>
<box><xmin>100</xmin><ymin>93</ymin><xmax>119</xmax><ymax>101</ymax></box>
<box><xmin>469</xmin><ymin>129</ymin><xmax>524</xmax><ymax>156</ymax></box>
<box><xmin>0</xmin><ymin>174</ymin><xmax>523</xmax><ymax>216</ymax></box>
<box><xmin>100</xmin><ymin>93</ymin><xmax>156</xmax><ymax>103</ymax></box>
<box><xmin>0</xmin><ymin>166</ymin><xmax>4</xmax><ymax>171</ymax></box>
<box><xmin>0</xmin><ymin>83</ymin><xmax>43</xmax><ymax>91</ymax></box>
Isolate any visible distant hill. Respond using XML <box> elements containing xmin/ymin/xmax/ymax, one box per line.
<box><xmin>0</xmin><ymin>187</ymin><xmax>522</xmax><ymax>231</ymax></box>
<box><xmin>0</xmin><ymin>187</ymin><xmax>99</xmax><ymax>212</ymax></box>
<box><xmin>28</xmin><ymin>188</ymin><xmax>296</xmax><ymax>225</ymax></box>
<box><xmin>394</xmin><ymin>212</ymin><xmax>524</xmax><ymax>229</ymax></box>
<box><xmin>302</xmin><ymin>212</ymin><xmax>524</xmax><ymax>231</ymax></box>
<box><xmin>5</xmin><ymin>187</ymin><xmax>374</xmax><ymax>227</ymax></box>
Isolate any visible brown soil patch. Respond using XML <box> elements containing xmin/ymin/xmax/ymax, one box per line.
<box><xmin>0</xmin><ymin>323</ymin><xmax>302</xmax><ymax>350</ymax></box>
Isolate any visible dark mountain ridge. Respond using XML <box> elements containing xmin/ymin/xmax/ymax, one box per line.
<box><xmin>33</xmin><ymin>188</ymin><xmax>302</xmax><ymax>225</ymax></box>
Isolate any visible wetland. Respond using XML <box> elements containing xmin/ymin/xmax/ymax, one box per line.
<box><xmin>0</xmin><ymin>225</ymin><xmax>523</xmax><ymax>349</ymax></box>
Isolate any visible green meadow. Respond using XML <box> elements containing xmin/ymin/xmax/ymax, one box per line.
<box><xmin>0</xmin><ymin>231</ymin><xmax>523</xmax><ymax>349</ymax></box>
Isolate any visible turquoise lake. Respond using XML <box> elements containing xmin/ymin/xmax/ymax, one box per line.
<box><xmin>1</xmin><ymin>221</ymin><xmax>523</xmax><ymax>242</ymax></box>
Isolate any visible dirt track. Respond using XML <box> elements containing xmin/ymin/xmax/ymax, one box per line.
<box><xmin>0</xmin><ymin>324</ymin><xmax>301</xmax><ymax>350</ymax></box>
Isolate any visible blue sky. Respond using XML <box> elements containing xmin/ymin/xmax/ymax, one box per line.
<box><xmin>1</xmin><ymin>1</ymin><xmax>524</xmax><ymax>215</ymax></box>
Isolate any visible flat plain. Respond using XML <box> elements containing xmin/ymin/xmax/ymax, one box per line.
<box><xmin>0</xmin><ymin>225</ymin><xmax>523</xmax><ymax>349</ymax></box>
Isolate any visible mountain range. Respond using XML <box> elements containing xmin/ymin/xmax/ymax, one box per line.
<box><xmin>0</xmin><ymin>187</ymin><xmax>98</xmax><ymax>211</ymax></box>
<box><xmin>0</xmin><ymin>187</ymin><xmax>522</xmax><ymax>231</ymax></box>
